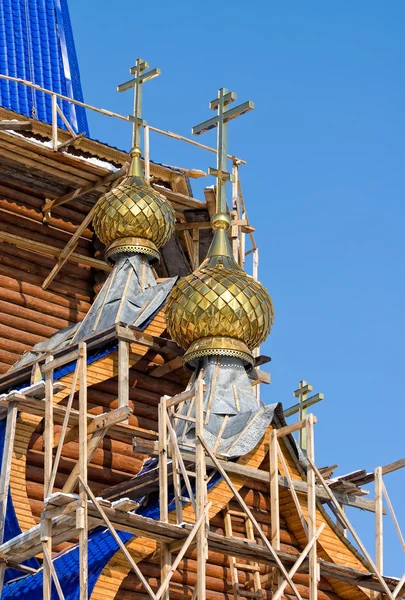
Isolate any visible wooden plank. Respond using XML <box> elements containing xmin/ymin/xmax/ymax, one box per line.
<box><xmin>158</xmin><ymin>396</ymin><xmax>171</xmax><ymax>600</ymax></box>
<box><xmin>152</xmin><ymin>184</ymin><xmax>206</xmax><ymax>210</ymax></box>
<box><xmin>116</xmin><ymin>324</ymin><xmax>183</xmax><ymax>357</ymax></box>
<box><xmin>0</xmin><ymin>402</ymin><xmax>18</xmax><ymax>543</ymax></box>
<box><xmin>375</xmin><ymin>466</ymin><xmax>383</xmax><ymax>577</ymax></box>
<box><xmin>195</xmin><ymin>379</ymin><xmax>207</xmax><ymax>600</ymax></box>
<box><xmin>43</xmin><ymin>163</ymin><xmax>129</xmax><ymax>211</ymax></box>
<box><xmin>306</xmin><ymin>414</ymin><xmax>318</xmax><ymax>600</ymax></box>
<box><xmin>78</xmin><ymin>343</ymin><xmax>88</xmax><ymax>600</ymax></box>
<box><xmin>382</xmin><ymin>458</ymin><xmax>405</xmax><ymax>476</ymax></box>
<box><xmin>270</xmin><ymin>429</ymin><xmax>280</xmax><ymax>549</ymax></box>
<box><xmin>0</xmin><ymin>121</ymin><xmax>32</xmax><ymax>131</ymax></box>
<box><xmin>118</xmin><ymin>340</ymin><xmax>129</xmax><ymax>423</ymax></box>
<box><xmin>42</xmin><ymin>206</ymin><xmax>97</xmax><ymax>290</ymax></box>
<box><xmin>149</xmin><ymin>356</ymin><xmax>183</xmax><ymax>378</ymax></box>
<box><xmin>0</xmin><ymin>231</ymin><xmax>110</xmax><ymax>272</ymax></box>
<box><xmin>277</xmin><ymin>417</ymin><xmax>317</xmax><ymax>438</ymax></box>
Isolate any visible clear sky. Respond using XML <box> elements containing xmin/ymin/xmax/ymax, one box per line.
<box><xmin>69</xmin><ymin>0</ymin><xmax>405</xmax><ymax>577</ymax></box>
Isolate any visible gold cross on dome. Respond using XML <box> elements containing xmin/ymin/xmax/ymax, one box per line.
<box><xmin>192</xmin><ymin>88</ymin><xmax>254</xmax><ymax>215</ymax></box>
<box><xmin>117</xmin><ymin>58</ymin><xmax>160</xmax><ymax>148</ymax></box>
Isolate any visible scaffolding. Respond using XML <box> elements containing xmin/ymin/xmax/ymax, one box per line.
<box><xmin>0</xmin><ymin>330</ymin><xmax>403</xmax><ymax>600</ymax></box>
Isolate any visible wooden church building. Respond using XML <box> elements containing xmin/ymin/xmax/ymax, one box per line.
<box><xmin>0</xmin><ymin>2</ymin><xmax>403</xmax><ymax>600</ymax></box>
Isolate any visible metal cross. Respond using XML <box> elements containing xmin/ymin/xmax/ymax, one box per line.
<box><xmin>192</xmin><ymin>88</ymin><xmax>254</xmax><ymax>215</ymax></box>
<box><xmin>292</xmin><ymin>380</ymin><xmax>324</xmax><ymax>452</ymax></box>
<box><xmin>117</xmin><ymin>58</ymin><xmax>160</xmax><ymax>149</ymax></box>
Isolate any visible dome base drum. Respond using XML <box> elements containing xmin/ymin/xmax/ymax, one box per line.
<box><xmin>184</xmin><ymin>336</ymin><xmax>254</xmax><ymax>370</ymax></box>
<box><xmin>105</xmin><ymin>237</ymin><xmax>160</xmax><ymax>264</ymax></box>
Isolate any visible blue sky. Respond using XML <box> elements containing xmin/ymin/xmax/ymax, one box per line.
<box><xmin>69</xmin><ymin>0</ymin><xmax>405</xmax><ymax>577</ymax></box>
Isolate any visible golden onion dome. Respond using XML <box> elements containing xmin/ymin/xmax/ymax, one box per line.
<box><xmin>165</xmin><ymin>221</ymin><xmax>274</xmax><ymax>368</ymax></box>
<box><xmin>93</xmin><ymin>147</ymin><xmax>175</xmax><ymax>262</ymax></box>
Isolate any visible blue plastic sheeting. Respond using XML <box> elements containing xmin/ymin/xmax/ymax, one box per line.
<box><xmin>0</xmin><ymin>418</ymin><xmax>40</xmax><ymax>584</ymax></box>
<box><xmin>1</xmin><ymin>526</ymin><xmax>132</xmax><ymax>599</ymax></box>
<box><xmin>0</xmin><ymin>0</ymin><xmax>89</xmax><ymax>134</ymax></box>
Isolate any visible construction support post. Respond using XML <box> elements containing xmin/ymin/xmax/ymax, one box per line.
<box><xmin>0</xmin><ymin>400</ymin><xmax>18</xmax><ymax>593</ymax></box>
<box><xmin>159</xmin><ymin>396</ymin><xmax>170</xmax><ymax>600</ymax></box>
<box><xmin>306</xmin><ymin>414</ymin><xmax>318</xmax><ymax>600</ymax></box>
<box><xmin>375</xmin><ymin>466</ymin><xmax>383</xmax><ymax>578</ymax></box>
<box><xmin>118</xmin><ymin>339</ymin><xmax>130</xmax><ymax>424</ymax></box>
<box><xmin>78</xmin><ymin>343</ymin><xmax>88</xmax><ymax>600</ymax></box>
<box><xmin>195</xmin><ymin>378</ymin><xmax>207</xmax><ymax>600</ymax></box>
<box><xmin>42</xmin><ymin>354</ymin><xmax>54</xmax><ymax>600</ymax></box>
<box><xmin>270</xmin><ymin>429</ymin><xmax>281</xmax><ymax>591</ymax></box>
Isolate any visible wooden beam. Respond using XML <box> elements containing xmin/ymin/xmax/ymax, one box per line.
<box><xmin>43</xmin><ymin>163</ymin><xmax>129</xmax><ymax>211</ymax></box>
<box><xmin>0</xmin><ymin>402</ymin><xmax>18</xmax><ymax>544</ymax></box>
<box><xmin>149</xmin><ymin>356</ymin><xmax>184</xmax><ymax>378</ymax></box>
<box><xmin>195</xmin><ymin>380</ymin><xmax>207</xmax><ymax>600</ymax></box>
<box><xmin>0</xmin><ymin>121</ymin><xmax>32</xmax><ymax>131</ymax></box>
<box><xmin>152</xmin><ymin>184</ymin><xmax>206</xmax><ymax>210</ymax></box>
<box><xmin>42</xmin><ymin>206</ymin><xmax>97</xmax><ymax>289</ymax></box>
<box><xmin>116</xmin><ymin>324</ymin><xmax>183</xmax><ymax>357</ymax></box>
<box><xmin>306</xmin><ymin>414</ymin><xmax>318</xmax><ymax>600</ymax></box>
<box><xmin>277</xmin><ymin>417</ymin><xmax>316</xmax><ymax>438</ymax></box>
<box><xmin>0</xmin><ymin>231</ymin><xmax>110</xmax><ymax>272</ymax></box>
<box><xmin>78</xmin><ymin>343</ymin><xmax>88</xmax><ymax>600</ymax></box>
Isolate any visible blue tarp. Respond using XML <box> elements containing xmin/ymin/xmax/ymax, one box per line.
<box><xmin>0</xmin><ymin>0</ymin><xmax>89</xmax><ymax>134</ymax></box>
<box><xmin>0</xmin><ymin>418</ymin><xmax>40</xmax><ymax>584</ymax></box>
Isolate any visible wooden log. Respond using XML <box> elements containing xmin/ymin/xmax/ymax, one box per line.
<box><xmin>27</xmin><ymin>450</ymin><xmax>134</xmax><ymax>487</ymax></box>
<box><xmin>0</xmin><ymin>260</ymin><xmax>92</xmax><ymax>303</ymax></box>
<box><xmin>30</xmin><ymin>429</ymin><xmax>134</xmax><ymax>457</ymax></box>
<box><xmin>90</xmin><ymin>379</ymin><xmax>162</xmax><ymax>408</ymax></box>
<box><xmin>0</xmin><ymin>242</ymin><xmax>93</xmax><ymax>289</ymax></box>
<box><xmin>0</xmin><ymin>196</ymin><xmax>93</xmax><ymax>240</ymax></box>
<box><xmin>26</xmin><ymin>467</ymin><xmax>105</xmax><ymax>497</ymax></box>
<box><xmin>0</xmin><ymin>322</ymin><xmax>44</xmax><ymax>347</ymax></box>
<box><xmin>0</xmin><ymin>273</ymin><xmax>89</xmax><ymax>316</ymax></box>
<box><xmin>0</xmin><ymin>137</ymin><xmax>97</xmax><ymax>188</ymax></box>
<box><xmin>84</xmin><ymin>389</ymin><xmax>158</xmax><ymax>421</ymax></box>
<box><xmin>0</xmin><ymin>309</ymin><xmax>57</xmax><ymax>339</ymax></box>
<box><xmin>0</xmin><ymin>298</ymin><xmax>77</xmax><ymax>330</ymax></box>
<box><xmin>0</xmin><ymin>348</ymin><xmax>21</xmax><ymax>365</ymax></box>
<box><xmin>129</xmin><ymin>369</ymin><xmax>184</xmax><ymax>397</ymax></box>
<box><xmin>27</xmin><ymin>443</ymin><xmax>144</xmax><ymax>475</ymax></box>
<box><xmin>0</xmin><ymin>284</ymin><xmax>84</xmax><ymax>323</ymax></box>
<box><xmin>0</xmin><ymin>208</ymin><xmax>91</xmax><ymax>253</ymax></box>
<box><xmin>0</xmin><ymin>241</ymin><xmax>91</xmax><ymax>282</ymax></box>
<box><xmin>0</xmin><ymin>182</ymin><xmax>93</xmax><ymax>229</ymax></box>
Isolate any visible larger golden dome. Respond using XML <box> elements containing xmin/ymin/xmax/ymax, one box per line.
<box><xmin>165</xmin><ymin>228</ymin><xmax>274</xmax><ymax>367</ymax></box>
<box><xmin>93</xmin><ymin>147</ymin><xmax>175</xmax><ymax>262</ymax></box>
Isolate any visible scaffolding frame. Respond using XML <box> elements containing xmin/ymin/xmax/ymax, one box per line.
<box><xmin>0</xmin><ymin>330</ymin><xmax>403</xmax><ymax>600</ymax></box>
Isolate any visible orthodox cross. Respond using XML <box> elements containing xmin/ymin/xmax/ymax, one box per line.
<box><xmin>192</xmin><ymin>88</ymin><xmax>254</xmax><ymax>215</ymax></box>
<box><xmin>287</xmin><ymin>380</ymin><xmax>324</xmax><ymax>451</ymax></box>
<box><xmin>117</xmin><ymin>58</ymin><xmax>160</xmax><ymax>149</ymax></box>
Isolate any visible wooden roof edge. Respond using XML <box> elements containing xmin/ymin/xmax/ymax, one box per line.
<box><xmin>0</xmin><ymin>107</ymin><xmax>192</xmax><ymax>197</ymax></box>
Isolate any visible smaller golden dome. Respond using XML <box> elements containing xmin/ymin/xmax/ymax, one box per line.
<box><xmin>93</xmin><ymin>147</ymin><xmax>175</xmax><ymax>262</ymax></box>
<box><xmin>165</xmin><ymin>229</ymin><xmax>274</xmax><ymax>368</ymax></box>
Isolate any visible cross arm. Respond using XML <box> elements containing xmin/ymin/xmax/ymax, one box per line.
<box><xmin>192</xmin><ymin>100</ymin><xmax>255</xmax><ymax>136</ymax></box>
